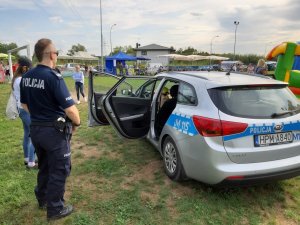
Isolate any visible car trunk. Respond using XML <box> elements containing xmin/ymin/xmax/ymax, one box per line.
<box><xmin>208</xmin><ymin>84</ymin><xmax>300</xmax><ymax>164</ymax></box>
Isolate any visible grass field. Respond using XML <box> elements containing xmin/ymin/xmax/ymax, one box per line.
<box><xmin>0</xmin><ymin>77</ymin><xmax>299</xmax><ymax>225</ymax></box>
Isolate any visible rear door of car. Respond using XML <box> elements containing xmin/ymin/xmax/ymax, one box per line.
<box><xmin>88</xmin><ymin>72</ymin><xmax>120</xmax><ymax>126</ymax></box>
<box><xmin>101</xmin><ymin>76</ymin><xmax>158</xmax><ymax>139</ymax></box>
<box><xmin>209</xmin><ymin>84</ymin><xmax>300</xmax><ymax>164</ymax></box>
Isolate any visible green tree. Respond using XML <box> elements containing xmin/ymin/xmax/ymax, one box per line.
<box><xmin>67</xmin><ymin>44</ymin><xmax>87</xmax><ymax>56</ymax></box>
<box><xmin>176</xmin><ymin>46</ymin><xmax>198</xmax><ymax>55</ymax></box>
<box><xmin>0</xmin><ymin>42</ymin><xmax>18</xmax><ymax>56</ymax></box>
<box><xmin>111</xmin><ymin>45</ymin><xmax>135</xmax><ymax>56</ymax></box>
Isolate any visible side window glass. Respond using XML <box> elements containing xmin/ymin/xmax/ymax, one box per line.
<box><xmin>93</xmin><ymin>73</ymin><xmax>120</xmax><ymax>93</ymax></box>
<box><xmin>178</xmin><ymin>83</ymin><xmax>197</xmax><ymax>105</ymax></box>
<box><xmin>115</xmin><ymin>77</ymin><xmax>155</xmax><ymax>99</ymax></box>
<box><xmin>157</xmin><ymin>80</ymin><xmax>179</xmax><ymax>109</ymax></box>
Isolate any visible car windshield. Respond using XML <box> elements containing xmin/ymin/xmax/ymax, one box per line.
<box><xmin>209</xmin><ymin>85</ymin><xmax>300</xmax><ymax>119</ymax></box>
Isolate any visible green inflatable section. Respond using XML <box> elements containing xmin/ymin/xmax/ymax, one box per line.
<box><xmin>274</xmin><ymin>42</ymin><xmax>296</xmax><ymax>82</ymax></box>
<box><xmin>289</xmin><ymin>70</ymin><xmax>300</xmax><ymax>87</ymax></box>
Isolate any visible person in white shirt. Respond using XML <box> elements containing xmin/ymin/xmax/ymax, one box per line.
<box><xmin>12</xmin><ymin>57</ymin><xmax>36</xmax><ymax>168</ymax></box>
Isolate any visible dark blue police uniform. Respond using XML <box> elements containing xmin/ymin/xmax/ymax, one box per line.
<box><xmin>20</xmin><ymin>64</ymin><xmax>75</xmax><ymax>217</ymax></box>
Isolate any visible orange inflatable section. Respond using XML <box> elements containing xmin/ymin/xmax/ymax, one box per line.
<box><xmin>289</xmin><ymin>86</ymin><xmax>300</xmax><ymax>95</ymax></box>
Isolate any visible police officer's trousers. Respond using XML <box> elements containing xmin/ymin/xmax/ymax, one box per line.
<box><xmin>30</xmin><ymin>125</ymin><xmax>71</xmax><ymax>217</ymax></box>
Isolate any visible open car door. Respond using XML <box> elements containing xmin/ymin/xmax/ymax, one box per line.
<box><xmin>101</xmin><ymin>76</ymin><xmax>158</xmax><ymax>139</ymax></box>
<box><xmin>88</xmin><ymin>72</ymin><xmax>120</xmax><ymax>126</ymax></box>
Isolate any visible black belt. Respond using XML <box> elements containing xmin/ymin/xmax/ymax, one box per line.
<box><xmin>31</xmin><ymin>121</ymin><xmax>54</xmax><ymax>127</ymax></box>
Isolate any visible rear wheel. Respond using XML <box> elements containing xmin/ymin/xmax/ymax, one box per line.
<box><xmin>163</xmin><ymin>136</ymin><xmax>184</xmax><ymax>181</ymax></box>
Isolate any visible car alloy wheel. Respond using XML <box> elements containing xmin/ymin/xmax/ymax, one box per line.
<box><xmin>163</xmin><ymin>136</ymin><xmax>184</xmax><ymax>181</ymax></box>
<box><xmin>164</xmin><ymin>141</ymin><xmax>177</xmax><ymax>174</ymax></box>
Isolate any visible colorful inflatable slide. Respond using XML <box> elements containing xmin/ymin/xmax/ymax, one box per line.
<box><xmin>266</xmin><ymin>42</ymin><xmax>300</xmax><ymax>98</ymax></box>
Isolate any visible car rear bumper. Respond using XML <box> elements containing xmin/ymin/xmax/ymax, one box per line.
<box><xmin>216</xmin><ymin>166</ymin><xmax>300</xmax><ymax>187</ymax></box>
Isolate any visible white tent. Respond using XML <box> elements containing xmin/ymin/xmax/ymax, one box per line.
<box><xmin>58</xmin><ymin>51</ymin><xmax>98</xmax><ymax>61</ymax></box>
<box><xmin>158</xmin><ymin>54</ymin><xmax>190</xmax><ymax>61</ymax></box>
<box><xmin>186</xmin><ymin>55</ymin><xmax>208</xmax><ymax>61</ymax></box>
<box><xmin>206</xmin><ymin>55</ymin><xmax>229</xmax><ymax>60</ymax></box>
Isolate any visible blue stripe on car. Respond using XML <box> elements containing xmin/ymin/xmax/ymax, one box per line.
<box><xmin>166</xmin><ymin>113</ymin><xmax>198</xmax><ymax>136</ymax></box>
<box><xmin>224</xmin><ymin>120</ymin><xmax>300</xmax><ymax>141</ymax></box>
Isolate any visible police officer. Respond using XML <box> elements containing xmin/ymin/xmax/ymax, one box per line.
<box><xmin>20</xmin><ymin>38</ymin><xmax>80</xmax><ymax>221</ymax></box>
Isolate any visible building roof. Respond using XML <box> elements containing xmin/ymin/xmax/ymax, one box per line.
<box><xmin>135</xmin><ymin>44</ymin><xmax>173</xmax><ymax>51</ymax></box>
<box><xmin>58</xmin><ymin>51</ymin><xmax>98</xmax><ymax>60</ymax></box>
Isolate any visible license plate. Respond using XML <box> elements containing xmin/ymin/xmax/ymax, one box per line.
<box><xmin>254</xmin><ymin>132</ymin><xmax>293</xmax><ymax>147</ymax></box>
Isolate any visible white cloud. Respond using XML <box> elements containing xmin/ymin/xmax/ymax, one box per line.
<box><xmin>49</xmin><ymin>16</ymin><xmax>63</xmax><ymax>23</ymax></box>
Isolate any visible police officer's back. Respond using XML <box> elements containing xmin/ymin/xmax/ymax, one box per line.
<box><xmin>20</xmin><ymin>38</ymin><xmax>80</xmax><ymax>221</ymax></box>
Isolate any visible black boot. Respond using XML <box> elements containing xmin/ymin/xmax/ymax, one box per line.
<box><xmin>47</xmin><ymin>205</ymin><xmax>73</xmax><ymax>221</ymax></box>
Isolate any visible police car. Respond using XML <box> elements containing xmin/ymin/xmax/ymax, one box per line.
<box><xmin>88</xmin><ymin>71</ymin><xmax>300</xmax><ymax>185</ymax></box>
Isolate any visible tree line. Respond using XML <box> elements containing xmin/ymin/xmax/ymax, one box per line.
<box><xmin>1</xmin><ymin>42</ymin><xmax>265</xmax><ymax>65</ymax></box>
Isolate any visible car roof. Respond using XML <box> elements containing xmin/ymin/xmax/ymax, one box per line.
<box><xmin>155</xmin><ymin>71</ymin><xmax>286</xmax><ymax>88</ymax></box>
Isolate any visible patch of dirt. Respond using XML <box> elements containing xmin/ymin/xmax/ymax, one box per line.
<box><xmin>166</xmin><ymin>194</ymin><xmax>179</xmax><ymax>220</ymax></box>
<box><xmin>66</xmin><ymin>173</ymin><xmax>115</xmax><ymax>202</ymax></box>
<box><xmin>71</xmin><ymin>139</ymin><xmax>121</xmax><ymax>164</ymax></box>
<box><xmin>273</xmin><ymin>203</ymin><xmax>298</xmax><ymax>225</ymax></box>
<box><xmin>140</xmin><ymin>188</ymin><xmax>160</xmax><ymax>204</ymax></box>
<box><xmin>164</xmin><ymin>179</ymin><xmax>195</xmax><ymax>197</ymax></box>
<box><xmin>261</xmin><ymin>202</ymin><xmax>298</xmax><ymax>225</ymax></box>
<box><xmin>121</xmin><ymin>160</ymin><xmax>162</xmax><ymax>189</ymax></box>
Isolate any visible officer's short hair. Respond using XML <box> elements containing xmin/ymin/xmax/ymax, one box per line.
<box><xmin>35</xmin><ymin>38</ymin><xmax>52</xmax><ymax>62</ymax></box>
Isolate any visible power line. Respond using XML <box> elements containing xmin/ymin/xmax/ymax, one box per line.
<box><xmin>64</xmin><ymin>0</ymin><xmax>85</xmax><ymax>22</ymax></box>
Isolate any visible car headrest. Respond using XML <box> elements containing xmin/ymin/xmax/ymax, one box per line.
<box><xmin>170</xmin><ymin>85</ymin><xmax>179</xmax><ymax>98</ymax></box>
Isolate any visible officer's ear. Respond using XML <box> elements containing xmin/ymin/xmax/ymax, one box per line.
<box><xmin>49</xmin><ymin>52</ymin><xmax>54</xmax><ymax>61</ymax></box>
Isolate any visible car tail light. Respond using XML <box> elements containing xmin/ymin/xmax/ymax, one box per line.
<box><xmin>192</xmin><ymin>116</ymin><xmax>248</xmax><ymax>137</ymax></box>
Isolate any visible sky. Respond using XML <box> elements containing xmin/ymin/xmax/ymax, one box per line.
<box><xmin>1</xmin><ymin>0</ymin><xmax>300</xmax><ymax>57</ymax></box>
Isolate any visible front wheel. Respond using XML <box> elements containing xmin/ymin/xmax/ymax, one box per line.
<box><xmin>163</xmin><ymin>136</ymin><xmax>185</xmax><ymax>181</ymax></box>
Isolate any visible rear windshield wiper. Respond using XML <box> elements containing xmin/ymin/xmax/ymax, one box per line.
<box><xmin>271</xmin><ymin>108</ymin><xmax>300</xmax><ymax>118</ymax></box>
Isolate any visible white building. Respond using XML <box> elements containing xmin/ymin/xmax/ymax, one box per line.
<box><xmin>135</xmin><ymin>44</ymin><xmax>174</xmax><ymax>65</ymax></box>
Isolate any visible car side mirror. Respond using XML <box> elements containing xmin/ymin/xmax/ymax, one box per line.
<box><xmin>121</xmin><ymin>89</ymin><xmax>132</xmax><ymax>96</ymax></box>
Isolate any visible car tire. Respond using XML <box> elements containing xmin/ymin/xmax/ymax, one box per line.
<box><xmin>163</xmin><ymin>136</ymin><xmax>184</xmax><ymax>181</ymax></box>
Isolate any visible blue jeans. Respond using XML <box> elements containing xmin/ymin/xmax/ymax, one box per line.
<box><xmin>19</xmin><ymin>108</ymin><xmax>35</xmax><ymax>163</ymax></box>
<box><xmin>75</xmin><ymin>82</ymin><xmax>85</xmax><ymax>101</ymax></box>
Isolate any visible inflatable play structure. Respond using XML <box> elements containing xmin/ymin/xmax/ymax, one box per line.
<box><xmin>266</xmin><ymin>41</ymin><xmax>300</xmax><ymax>97</ymax></box>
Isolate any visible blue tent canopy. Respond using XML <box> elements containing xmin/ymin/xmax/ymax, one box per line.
<box><xmin>106</xmin><ymin>51</ymin><xmax>137</xmax><ymax>61</ymax></box>
<box><xmin>105</xmin><ymin>51</ymin><xmax>137</xmax><ymax>74</ymax></box>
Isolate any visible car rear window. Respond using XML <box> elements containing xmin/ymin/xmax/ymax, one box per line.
<box><xmin>208</xmin><ymin>85</ymin><xmax>300</xmax><ymax>119</ymax></box>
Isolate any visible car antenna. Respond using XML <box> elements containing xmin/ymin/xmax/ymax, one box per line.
<box><xmin>226</xmin><ymin>63</ymin><xmax>236</xmax><ymax>75</ymax></box>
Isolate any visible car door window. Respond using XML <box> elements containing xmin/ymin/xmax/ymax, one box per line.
<box><xmin>178</xmin><ymin>82</ymin><xmax>197</xmax><ymax>105</ymax></box>
<box><xmin>117</xmin><ymin>78</ymin><xmax>156</xmax><ymax>99</ymax></box>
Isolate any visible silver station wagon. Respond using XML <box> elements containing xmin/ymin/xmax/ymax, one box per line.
<box><xmin>88</xmin><ymin>71</ymin><xmax>300</xmax><ymax>186</ymax></box>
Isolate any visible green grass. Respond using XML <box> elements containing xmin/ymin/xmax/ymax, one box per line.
<box><xmin>0</xmin><ymin>77</ymin><xmax>299</xmax><ymax>224</ymax></box>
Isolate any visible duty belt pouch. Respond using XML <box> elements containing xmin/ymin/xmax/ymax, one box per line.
<box><xmin>54</xmin><ymin>117</ymin><xmax>66</xmax><ymax>133</ymax></box>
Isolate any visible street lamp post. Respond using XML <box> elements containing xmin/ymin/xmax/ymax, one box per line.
<box><xmin>210</xmin><ymin>35</ymin><xmax>219</xmax><ymax>67</ymax></box>
<box><xmin>110</xmin><ymin>24</ymin><xmax>117</xmax><ymax>55</ymax></box>
<box><xmin>233</xmin><ymin>21</ymin><xmax>239</xmax><ymax>60</ymax></box>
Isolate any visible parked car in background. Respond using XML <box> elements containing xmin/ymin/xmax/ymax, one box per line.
<box><xmin>64</xmin><ymin>63</ymin><xmax>85</xmax><ymax>71</ymax></box>
<box><xmin>221</xmin><ymin>60</ymin><xmax>243</xmax><ymax>72</ymax></box>
<box><xmin>88</xmin><ymin>71</ymin><xmax>300</xmax><ymax>186</ymax></box>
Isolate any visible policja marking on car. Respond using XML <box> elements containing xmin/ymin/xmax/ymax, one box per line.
<box><xmin>224</xmin><ymin>120</ymin><xmax>300</xmax><ymax>141</ymax></box>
